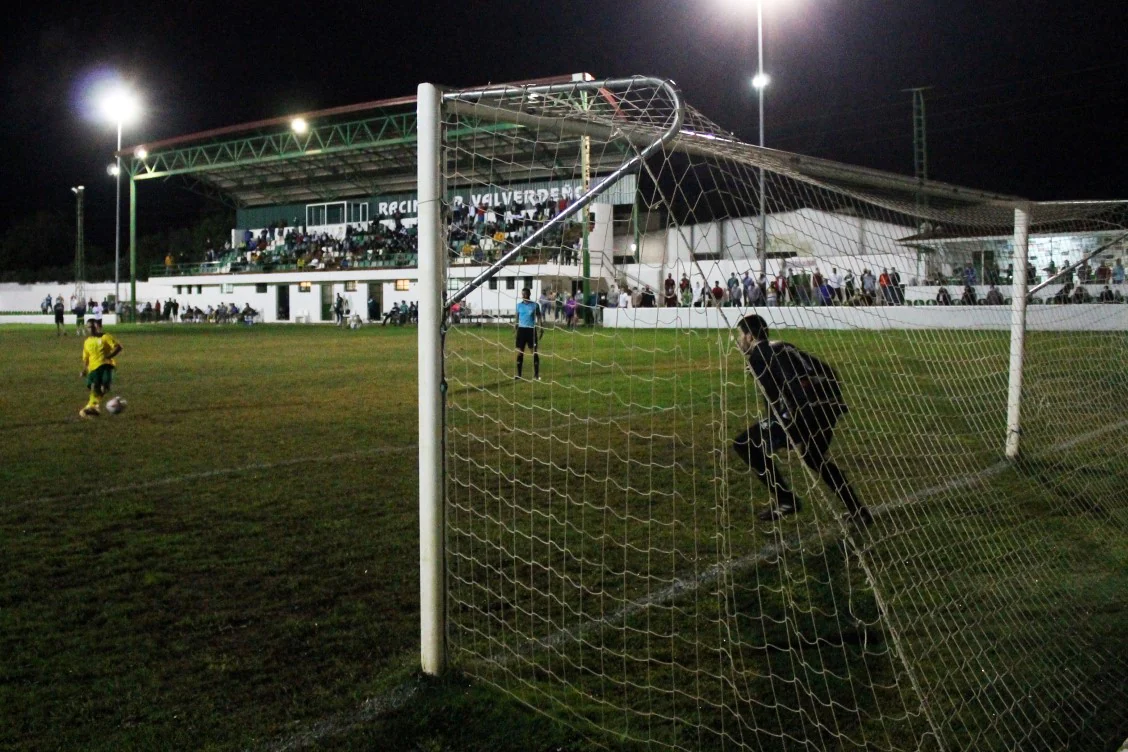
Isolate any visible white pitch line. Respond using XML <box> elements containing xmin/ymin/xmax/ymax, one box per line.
<box><xmin>9</xmin><ymin>446</ymin><xmax>415</xmax><ymax>510</ymax></box>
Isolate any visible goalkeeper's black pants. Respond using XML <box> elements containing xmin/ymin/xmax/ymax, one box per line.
<box><xmin>733</xmin><ymin>419</ymin><xmax>863</xmax><ymax>515</ymax></box>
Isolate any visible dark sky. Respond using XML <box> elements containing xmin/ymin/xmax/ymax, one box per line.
<box><xmin>4</xmin><ymin>0</ymin><xmax>1127</xmax><ymax>250</ymax></box>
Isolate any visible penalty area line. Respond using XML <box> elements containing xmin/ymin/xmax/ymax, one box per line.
<box><xmin>10</xmin><ymin>446</ymin><xmax>416</xmax><ymax>510</ymax></box>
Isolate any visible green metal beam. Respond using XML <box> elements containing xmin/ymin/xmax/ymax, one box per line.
<box><xmin>127</xmin><ymin>114</ymin><xmax>522</xmax><ymax>182</ymax></box>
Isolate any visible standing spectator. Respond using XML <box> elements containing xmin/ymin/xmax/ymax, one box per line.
<box><xmin>334</xmin><ymin>293</ymin><xmax>345</xmax><ymax>326</ymax></box>
<box><xmin>679</xmin><ymin>274</ymin><xmax>691</xmax><ymax>303</ymax></box>
<box><xmin>878</xmin><ymin>269</ymin><xmax>893</xmax><ymax>305</ymax></box>
<box><xmin>42</xmin><ymin>295</ymin><xmax>52</xmax><ymax>313</ymax></box>
<box><xmin>711</xmin><ymin>280</ymin><xmax>725</xmax><ymax>308</ymax></box>
<box><xmin>828</xmin><ymin>268</ymin><xmax>844</xmax><ymax>304</ymax></box>
<box><xmin>680</xmin><ymin>281</ymin><xmax>693</xmax><ymax>307</ymax></box>
<box><xmin>663</xmin><ymin>279</ymin><xmax>679</xmax><ymax>308</ymax></box>
<box><xmin>538</xmin><ymin>290</ymin><xmax>551</xmax><ymax>320</ymax></box>
<box><xmin>890</xmin><ymin>269</ymin><xmax>903</xmax><ymax>305</ymax></box>
<box><xmin>53</xmin><ymin>296</ymin><xmax>66</xmax><ymax>336</ymax></box>
<box><xmin>742</xmin><ymin>272</ymin><xmax>755</xmax><ymax>305</ymax></box>
<box><xmin>844</xmin><ymin>271</ymin><xmax>856</xmax><ymax>303</ymax></box>
<box><xmin>727</xmin><ymin>273</ymin><xmax>741</xmax><ymax>304</ymax></box>
<box><xmin>91</xmin><ymin>299</ymin><xmax>103</xmax><ymax>324</ymax></box>
<box><xmin>564</xmin><ymin>294</ymin><xmax>578</xmax><ymax>329</ymax></box>
<box><xmin>73</xmin><ymin>297</ymin><xmax>87</xmax><ymax>335</ymax></box>
<box><xmin>811</xmin><ymin>269</ymin><xmax>824</xmax><ymax>302</ymax></box>
<box><xmin>1112</xmin><ymin>258</ymin><xmax>1125</xmax><ymax>285</ymax></box>
<box><xmin>730</xmin><ymin>280</ymin><xmax>743</xmax><ymax>308</ymax></box>
<box><xmin>630</xmin><ymin>287</ymin><xmax>642</xmax><ymax>309</ymax></box>
<box><xmin>861</xmin><ymin>270</ymin><xmax>876</xmax><ymax>304</ymax></box>
<box><xmin>640</xmin><ymin>286</ymin><xmax>657</xmax><ymax>308</ymax></box>
<box><xmin>618</xmin><ymin>286</ymin><xmax>630</xmax><ymax>309</ymax></box>
<box><xmin>772</xmin><ymin>274</ymin><xmax>787</xmax><ymax>306</ymax></box>
<box><xmin>963</xmin><ymin>262</ymin><xmax>977</xmax><ymax>287</ymax></box>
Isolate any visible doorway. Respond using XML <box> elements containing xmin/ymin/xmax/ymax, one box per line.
<box><xmin>276</xmin><ymin>285</ymin><xmax>290</xmax><ymax>321</ymax></box>
<box><xmin>320</xmin><ymin>284</ymin><xmax>334</xmax><ymax>321</ymax></box>
<box><xmin>367</xmin><ymin>283</ymin><xmax>382</xmax><ymax>321</ymax></box>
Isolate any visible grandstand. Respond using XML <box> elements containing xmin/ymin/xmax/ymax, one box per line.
<box><xmin>88</xmin><ymin>73</ymin><xmax>1127</xmax><ymax>326</ymax></box>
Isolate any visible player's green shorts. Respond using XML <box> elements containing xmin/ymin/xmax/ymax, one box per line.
<box><xmin>86</xmin><ymin>365</ymin><xmax>114</xmax><ymax>391</ymax></box>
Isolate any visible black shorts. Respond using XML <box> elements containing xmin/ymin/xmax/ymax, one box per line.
<box><xmin>55</xmin><ymin>312</ymin><xmax>64</xmax><ymax>324</ymax></box>
<box><xmin>515</xmin><ymin>327</ymin><xmax>538</xmax><ymax>351</ymax></box>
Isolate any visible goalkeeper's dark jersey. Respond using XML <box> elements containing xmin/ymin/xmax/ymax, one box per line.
<box><xmin>746</xmin><ymin>339</ymin><xmax>846</xmax><ymax>438</ymax></box>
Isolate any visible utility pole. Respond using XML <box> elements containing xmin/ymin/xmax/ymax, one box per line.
<box><xmin>71</xmin><ymin>186</ymin><xmax>86</xmax><ymax>305</ymax></box>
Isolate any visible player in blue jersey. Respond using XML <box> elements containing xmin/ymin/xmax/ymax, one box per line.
<box><xmin>515</xmin><ymin>288</ymin><xmax>543</xmax><ymax>380</ymax></box>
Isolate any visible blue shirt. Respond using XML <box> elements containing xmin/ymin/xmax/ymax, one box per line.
<box><xmin>516</xmin><ymin>300</ymin><xmax>538</xmax><ymax>329</ymax></box>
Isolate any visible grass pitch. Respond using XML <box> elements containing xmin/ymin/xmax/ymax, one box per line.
<box><xmin>1</xmin><ymin>323</ymin><xmax>1125</xmax><ymax>751</ymax></box>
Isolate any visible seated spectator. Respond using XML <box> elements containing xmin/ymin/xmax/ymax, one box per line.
<box><xmin>984</xmin><ymin>285</ymin><xmax>1004</xmax><ymax>305</ymax></box>
<box><xmin>1098</xmin><ymin>285</ymin><xmax>1115</xmax><ymax>303</ymax></box>
<box><xmin>960</xmin><ymin>285</ymin><xmax>978</xmax><ymax>305</ymax></box>
<box><xmin>1049</xmin><ymin>283</ymin><xmax>1073</xmax><ymax>304</ymax></box>
<box><xmin>936</xmin><ymin>286</ymin><xmax>952</xmax><ymax>306</ymax></box>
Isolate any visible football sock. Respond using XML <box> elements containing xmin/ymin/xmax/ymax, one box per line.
<box><xmin>516</xmin><ymin>353</ymin><xmax>524</xmax><ymax>378</ymax></box>
<box><xmin>86</xmin><ymin>392</ymin><xmax>99</xmax><ymax>409</ymax></box>
<box><xmin>533</xmin><ymin>353</ymin><xmax>540</xmax><ymax>378</ymax></box>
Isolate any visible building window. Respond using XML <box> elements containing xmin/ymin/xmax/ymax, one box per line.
<box><xmin>506</xmin><ymin>277</ymin><xmax>516</xmax><ymax>290</ymax></box>
<box><xmin>175</xmin><ymin>286</ymin><xmax>181</xmax><ymax>294</ymax></box>
<box><xmin>223</xmin><ymin>283</ymin><xmax>234</xmax><ymax>294</ymax></box>
<box><xmin>395</xmin><ymin>279</ymin><xmax>410</xmax><ymax>292</ymax></box>
<box><xmin>345</xmin><ymin>281</ymin><xmax>357</xmax><ymax>292</ymax></box>
<box><xmin>256</xmin><ymin>283</ymin><xmax>268</xmax><ymax>293</ymax></box>
<box><xmin>488</xmin><ymin>278</ymin><xmax>498</xmax><ymax>290</ymax></box>
<box><xmin>523</xmin><ymin>276</ymin><xmax>533</xmax><ymax>289</ymax></box>
<box><xmin>197</xmin><ymin>285</ymin><xmax>203</xmax><ymax>294</ymax></box>
<box><xmin>299</xmin><ymin>282</ymin><xmax>312</xmax><ymax>293</ymax></box>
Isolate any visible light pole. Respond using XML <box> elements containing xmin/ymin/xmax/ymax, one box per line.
<box><xmin>99</xmin><ymin>87</ymin><xmax>140</xmax><ymax>312</ymax></box>
<box><xmin>752</xmin><ymin>0</ymin><xmax>770</xmax><ymax>280</ymax></box>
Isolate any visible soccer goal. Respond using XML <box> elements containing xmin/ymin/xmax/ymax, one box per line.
<box><xmin>416</xmin><ymin>76</ymin><xmax>1128</xmax><ymax>751</ymax></box>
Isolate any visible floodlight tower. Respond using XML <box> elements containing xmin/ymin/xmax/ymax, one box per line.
<box><xmin>71</xmin><ymin>186</ymin><xmax>86</xmax><ymax>304</ymax></box>
<box><xmin>750</xmin><ymin>1</ymin><xmax>770</xmax><ymax>278</ymax></box>
<box><xmin>99</xmin><ymin>86</ymin><xmax>141</xmax><ymax>310</ymax></box>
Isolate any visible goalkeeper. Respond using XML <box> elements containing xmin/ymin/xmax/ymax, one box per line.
<box><xmin>732</xmin><ymin>314</ymin><xmax>872</xmax><ymax>526</ymax></box>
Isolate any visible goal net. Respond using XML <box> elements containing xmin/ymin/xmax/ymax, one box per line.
<box><xmin>418</xmin><ymin>77</ymin><xmax>1128</xmax><ymax>751</ymax></box>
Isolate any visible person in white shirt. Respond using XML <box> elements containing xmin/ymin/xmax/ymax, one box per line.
<box><xmin>829</xmin><ymin>268</ymin><xmax>844</xmax><ymax>304</ymax></box>
<box><xmin>92</xmin><ymin>301</ymin><xmax>103</xmax><ymax>323</ymax></box>
<box><xmin>618</xmin><ymin>289</ymin><xmax>630</xmax><ymax>308</ymax></box>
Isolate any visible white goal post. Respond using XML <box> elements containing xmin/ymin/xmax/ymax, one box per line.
<box><xmin>416</xmin><ymin>76</ymin><xmax>1128</xmax><ymax>750</ymax></box>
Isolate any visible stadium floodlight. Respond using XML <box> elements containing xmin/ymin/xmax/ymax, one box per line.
<box><xmin>752</xmin><ymin>72</ymin><xmax>770</xmax><ymax>89</ymax></box>
<box><xmin>106</xmin><ymin>163</ymin><xmax>120</xmax><ymax>177</ymax></box>
<box><xmin>97</xmin><ymin>83</ymin><xmax>141</xmax><ymax>315</ymax></box>
<box><xmin>134</xmin><ymin>147</ymin><xmax>148</xmax><ymax>160</ymax></box>
<box><xmin>291</xmin><ymin>117</ymin><xmax>309</xmax><ymax>134</ymax></box>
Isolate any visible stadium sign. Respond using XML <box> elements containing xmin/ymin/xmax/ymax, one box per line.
<box><xmin>374</xmin><ymin>174</ymin><xmax>637</xmax><ymax>217</ymax></box>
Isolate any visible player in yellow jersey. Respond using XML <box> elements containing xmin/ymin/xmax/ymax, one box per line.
<box><xmin>79</xmin><ymin>319</ymin><xmax>123</xmax><ymax>418</ymax></box>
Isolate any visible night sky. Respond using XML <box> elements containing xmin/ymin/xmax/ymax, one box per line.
<box><xmin>4</xmin><ymin>0</ymin><xmax>1127</xmax><ymax>252</ymax></box>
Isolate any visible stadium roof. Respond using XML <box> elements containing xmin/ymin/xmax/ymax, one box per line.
<box><xmin>120</xmin><ymin>73</ymin><xmax>637</xmax><ymax>208</ymax></box>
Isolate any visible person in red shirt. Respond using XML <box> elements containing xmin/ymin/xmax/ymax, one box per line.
<box><xmin>712</xmin><ymin>281</ymin><xmax>725</xmax><ymax>307</ymax></box>
<box><xmin>878</xmin><ymin>269</ymin><xmax>893</xmax><ymax>304</ymax></box>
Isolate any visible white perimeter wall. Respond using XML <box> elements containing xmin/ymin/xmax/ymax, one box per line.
<box><xmin>601</xmin><ymin>304</ymin><xmax>1128</xmax><ymax>332</ymax></box>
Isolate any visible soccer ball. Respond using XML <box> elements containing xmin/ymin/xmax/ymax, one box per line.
<box><xmin>105</xmin><ymin>396</ymin><xmax>127</xmax><ymax>414</ymax></box>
